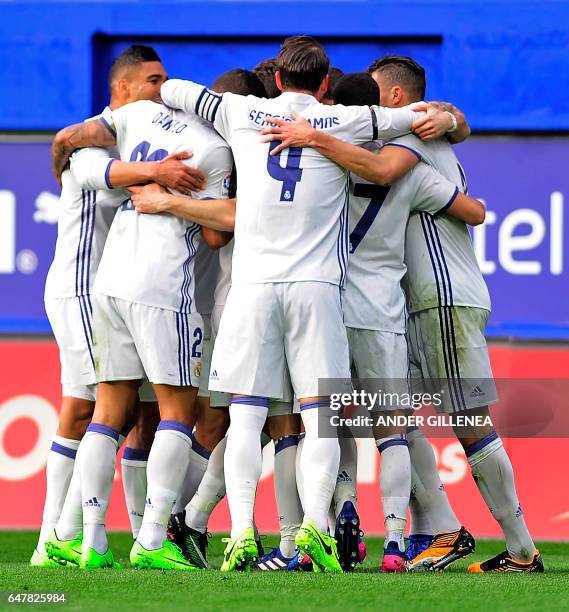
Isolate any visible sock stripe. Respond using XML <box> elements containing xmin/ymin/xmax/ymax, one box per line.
<box><xmin>189</xmin><ymin>433</ymin><xmax>212</xmax><ymax>460</ymax></box>
<box><xmin>377</xmin><ymin>438</ymin><xmax>409</xmax><ymax>453</ymax></box>
<box><xmin>157</xmin><ymin>420</ymin><xmax>194</xmax><ymax>439</ymax></box>
<box><xmin>300</xmin><ymin>400</ymin><xmax>329</xmax><ymax>411</ymax></box>
<box><xmin>122</xmin><ymin>447</ymin><xmax>150</xmax><ymax>462</ymax></box>
<box><xmin>86</xmin><ymin>423</ymin><xmax>119</xmax><ymax>441</ymax></box>
<box><xmin>50</xmin><ymin>441</ymin><xmax>77</xmax><ymax>459</ymax></box>
<box><xmin>274</xmin><ymin>434</ymin><xmax>299</xmax><ymax>454</ymax></box>
<box><xmin>231</xmin><ymin>396</ymin><xmax>270</xmax><ymax>408</ymax></box>
<box><xmin>465</xmin><ymin>431</ymin><xmax>499</xmax><ymax>458</ymax></box>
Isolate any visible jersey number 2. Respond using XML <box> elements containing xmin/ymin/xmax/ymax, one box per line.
<box><xmin>349</xmin><ymin>184</ymin><xmax>391</xmax><ymax>253</ymax></box>
<box><xmin>267</xmin><ymin>141</ymin><xmax>303</xmax><ymax>202</ymax></box>
<box><xmin>130</xmin><ymin>141</ymin><xmax>169</xmax><ymax>162</ymax></box>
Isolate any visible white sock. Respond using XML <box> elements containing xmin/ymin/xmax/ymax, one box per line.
<box><xmin>80</xmin><ymin>424</ymin><xmax>119</xmax><ymax>554</ymax></box>
<box><xmin>334</xmin><ymin>434</ymin><xmax>358</xmax><ymax>517</ymax></box>
<box><xmin>37</xmin><ymin>436</ymin><xmax>80</xmax><ymax>551</ymax></box>
<box><xmin>273</xmin><ymin>435</ymin><xmax>302</xmax><ymax>557</ymax></box>
<box><xmin>55</xmin><ymin>463</ymin><xmax>83</xmax><ymax>541</ymax></box>
<box><xmin>137</xmin><ymin>421</ymin><xmax>193</xmax><ymax>550</ymax></box>
<box><xmin>173</xmin><ymin>438</ymin><xmax>210</xmax><ymax>514</ymax></box>
<box><xmin>377</xmin><ymin>434</ymin><xmax>410</xmax><ymax>552</ymax></box>
<box><xmin>300</xmin><ymin>403</ymin><xmax>340</xmax><ymax>533</ymax></box>
<box><xmin>225</xmin><ymin>398</ymin><xmax>268</xmax><ymax>539</ymax></box>
<box><xmin>467</xmin><ymin>433</ymin><xmax>536</xmax><ymax>561</ymax></box>
<box><xmin>409</xmin><ymin>464</ymin><xmax>432</xmax><ymax>535</ymax></box>
<box><xmin>185</xmin><ymin>437</ymin><xmax>227</xmax><ymax>533</ymax></box>
<box><xmin>408</xmin><ymin>428</ymin><xmax>461</xmax><ymax>534</ymax></box>
<box><xmin>121</xmin><ymin>448</ymin><xmax>149</xmax><ymax>539</ymax></box>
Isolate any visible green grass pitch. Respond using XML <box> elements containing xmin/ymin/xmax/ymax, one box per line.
<box><xmin>1</xmin><ymin>532</ymin><xmax>568</xmax><ymax>611</ymax></box>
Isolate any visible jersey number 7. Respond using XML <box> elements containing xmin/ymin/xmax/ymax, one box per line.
<box><xmin>267</xmin><ymin>141</ymin><xmax>303</xmax><ymax>202</ymax></box>
<box><xmin>349</xmin><ymin>184</ymin><xmax>391</xmax><ymax>253</ymax></box>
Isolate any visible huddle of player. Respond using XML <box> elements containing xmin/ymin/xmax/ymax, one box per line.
<box><xmin>31</xmin><ymin>36</ymin><xmax>544</xmax><ymax>575</ymax></box>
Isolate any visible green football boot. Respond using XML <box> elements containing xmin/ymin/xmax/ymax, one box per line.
<box><xmin>29</xmin><ymin>547</ymin><xmax>66</xmax><ymax>568</ymax></box>
<box><xmin>80</xmin><ymin>546</ymin><xmax>120</xmax><ymax>569</ymax></box>
<box><xmin>130</xmin><ymin>539</ymin><xmax>199</xmax><ymax>570</ymax></box>
<box><xmin>45</xmin><ymin>530</ymin><xmax>82</xmax><ymax>566</ymax></box>
<box><xmin>295</xmin><ymin>519</ymin><xmax>343</xmax><ymax>573</ymax></box>
<box><xmin>220</xmin><ymin>528</ymin><xmax>259</xmax><ymax>572</ymax></box>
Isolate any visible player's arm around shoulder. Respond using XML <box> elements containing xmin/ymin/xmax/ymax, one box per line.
<box><xmin>52</xmin><ymin>118</ymin><xmax>116</xmax><ymax>186</ymax></box>
<box><xmin>428</xmin><ymin>101</ymin><xmax>471</xmax><ymax>144</ymax></box>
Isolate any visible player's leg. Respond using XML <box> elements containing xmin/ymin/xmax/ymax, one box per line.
<box><xmin>208</xmin><ymin>283</ymin><xmax>284</xmax><ymax>571</ymax></box>
<box><xmin>173</xmin><ymin>398</ymin><xmax>228</xmax><ymax>513</ymax></box>
<box><xmin>285</xmin><ymin>282</ymin><xmax>348</xmax><ymax>573</ymax></box>
<box><xmin>128</xmin><ymin>304</ymin><xmax>204</xmax><ymax>570</ymax></box>
<box><xmin>443</xmin><ymin>308</ymin><xmax>541</xmax><ymax>572</ymax></box>
<box><xmin>121</xmin><ymin>387</ymin><xmax>160</xmax><ymax>540</ymax></box>
<box><xmin>73</xmin><ymin>295</ymin><xmax>145</xmax><ymax>568</ymax></box>
<box><xmin>79</xmin><ymin>380</ymin><xmax>139</xmax><ymax>568</ymax></box>
<box><xmin>170</xmin><ymin>386</ymin><xmax>231</xmax><ymax>568</ymax></box>
<box><xmin>33</xmin><ymin>297</ymin><xmax>97</xmax><ymax>567</ymax></box>
<box><xmin>33</xmin><ymin>394</ymin><xmax>94</xmax><ymax>567</ymax></box>
<box><xmin>455</xmin><ymin>409</ymin><xmax>541</xmax><ymax>572</ymax></box>
<box><xmin>405</xmin><ymin>309</ymin><xmax>475</xmax><ymax>572</ymax></box>
<box><xmin>255</xmin><ymin>410</ymin><xmax>303</xmax><ymax>570</ymax></box>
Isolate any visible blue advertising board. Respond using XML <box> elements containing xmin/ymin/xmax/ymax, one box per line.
<box><xmin>0</xmin><ymin>137</ymin><xmax>567</xmax><ymax>338</ymax></box>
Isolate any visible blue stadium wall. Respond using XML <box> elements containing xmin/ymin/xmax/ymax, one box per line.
<box><xmin>2</xmin><ymin>0</ymin><xmax>569</xmax><ymax>131</ymax></box>
<box><xmin>0</xmin><ymin>0</ymin><xmax>568</xmax><ymax>339</ymax></box>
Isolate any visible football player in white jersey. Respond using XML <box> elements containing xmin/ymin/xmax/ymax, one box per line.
<box><xmin>159</xmin><ymin>35</ymin><xmax>458</xmax><ymax>572</ymax></box>
<box><xmin>261</xmin><ymin>71</ymin><xmax>484</xmax><ymax>572</ymax></box>
<box><xmin>135</xmin><ymin>68</ymin><xmax>306</xmax><ymax>571</ymax></box>
<box><xmin>49</xmin><ymin>83</ymin><xmax>233</xmax><ymax>570</ymax></box>
<box><xmin>32</xmin><ymin>45</ymin><xmax>204</xmax><ymax>568</ymax></box>
<box><xmin>368</xmin><ymin>55</ymin><xmax>542</xmax><ymax>574</ymax></box>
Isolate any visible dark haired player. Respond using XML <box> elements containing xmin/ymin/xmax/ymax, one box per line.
<box><xmin>33</xmin><ymin>45</ymin><xmax>203</xmax><ymax>567</ymax></box>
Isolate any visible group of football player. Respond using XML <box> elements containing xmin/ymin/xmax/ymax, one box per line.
<box><xmin>31</xmin><ymin>35</ymin><xmax>543</xmax><ymax>574</ymax></box>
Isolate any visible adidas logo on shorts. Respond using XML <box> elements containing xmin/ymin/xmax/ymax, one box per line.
<box><xmin>210</xmin><ymin>369</ymin><xmax>219</xmax><ymax>380</ymax></box>
<box><xmin>470</xmin><ymin>385</ymin><xmax>485</xmax><ymax>398</ymax></box>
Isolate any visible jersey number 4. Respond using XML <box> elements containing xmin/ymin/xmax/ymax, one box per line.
<box><xmin>267</xmin><ymin>141</ymin><xmax>303</xmax><ymax>202</ymax></box>
<box><xmin>349</xmin><ymin>184</ymin><xmax>391</xmax><ymax>253</ymax></box>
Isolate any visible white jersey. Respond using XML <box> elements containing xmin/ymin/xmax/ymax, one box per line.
<box><xmin>44</xmin><ymin>108</ymin><xmax>122</xmax><ymax>300</ymax></box>
<box><xmin>344</xmin><ymin>140</ymin><xmax>460</xmax><ymax>333</ymax></box>
<box><xmin>390</xmin><ymin>135</ymin><xmax>492</xmax><ymax>313</ymax></box>
<box><xmin>95</xmin><ymin>100</ymin><xmax>233</xmax><ymax>313</ymax></box>
<box><xmin>161</xmin><ymin>80</ymin><xmax>422</xmax><ymax>287</ymax></box>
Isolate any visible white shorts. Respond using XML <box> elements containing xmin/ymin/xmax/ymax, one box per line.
<box><xmin>210</xmin><ymin>303</ymin><xmax>294</xmax><ymax>415</ymax></box>
<box><xmin>94</xmin><ymin>294</ymin><xmax>203</xmax><ymax>387</ymax></box>
<box><xmin>407</xmin><ymin>306</ymin><xmax>497</xmax><ymax>414</ymax></box>
<box><xmin>209</xmin><ymin>281</ymin><xmax>350</xmax><ymax>399</ymax></box>
<box><xmin>346</xmin><ymin>327</ymin><xmax>410</xmax><ymax>412</ymax></box>
<box><xmin>45</xmin><ymin>297</ymin><xmax>97</xmax><ymax>399</ymax></box>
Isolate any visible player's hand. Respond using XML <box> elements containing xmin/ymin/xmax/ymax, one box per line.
<box><xmin>260</xmin><ymin>112</ymin><xmax>316</xmax><ymax>155</ymax></box>
<box><xmin>153</xmin><ymin>151</ymin><xmax>207</xmax><ymax>194</ymax></box>
<box><xmin>412</xmin><ymin>105</ymin><xmax>454</xmax><ymax>140</ymax></box>
<box><xmin>129</xmin><ymin>183</ymin><xmax>172</xmax><ymax>214</ymax></box>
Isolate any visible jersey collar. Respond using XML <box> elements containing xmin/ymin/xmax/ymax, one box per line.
<box><xmin>278</xmin><ymin>91</ymin><xmax>319</xmax><ymax>104</ymax></box>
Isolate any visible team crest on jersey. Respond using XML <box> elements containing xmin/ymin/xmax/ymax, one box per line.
<box><xmin>222</xmin><ymin>174</ymin><xmax>231</xmax><ymax>196</ymax></box>
<box><xmin>194</xmin><ymin>362</ymin><xmax>202</xmax><ymax>378</ymax></box>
